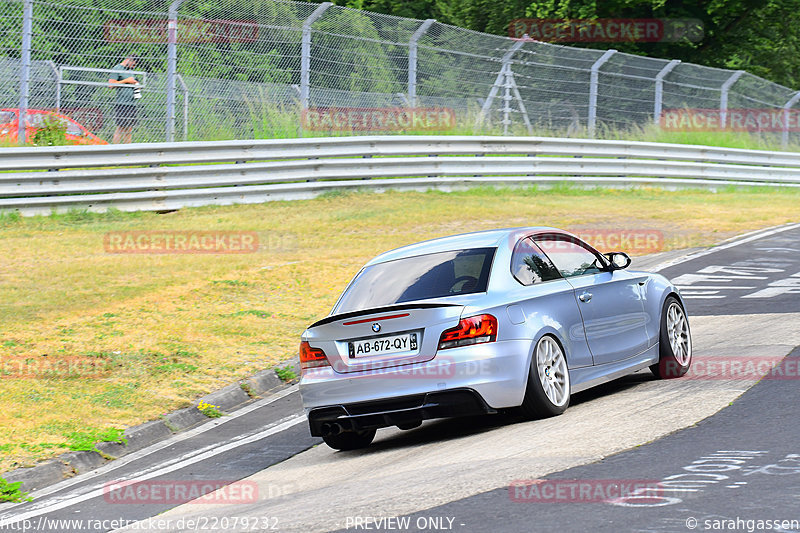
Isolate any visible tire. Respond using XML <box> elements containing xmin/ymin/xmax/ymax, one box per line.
<box><xmin>519</xmin><ymin>334</ymin><xmax>570</xmax><ymax>418</ymax></box>
<box><xmin>322</xmin><ymin>428</ymin><xmax>376</xmax><ymax>451</ymax></box>
<box><xmin>650</xmin><ymin>296</ymin><xmax>692</xmax><ymax>379</ymax></box>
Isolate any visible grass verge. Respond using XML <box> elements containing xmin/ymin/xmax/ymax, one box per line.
<box><xmin>1</xmin><ymin>184</ymin><xmax>799</xmax><ymax>472</ymax></box>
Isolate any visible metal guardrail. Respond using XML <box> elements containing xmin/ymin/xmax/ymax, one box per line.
<box><xmin>3</xmin><ymin>135</ymin><xmax>800</xmax><ymax>215</ymax></box>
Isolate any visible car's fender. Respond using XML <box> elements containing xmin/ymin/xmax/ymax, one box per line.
<box><xmin>638</xmin><ymin>271</ymin><xmax>686</xmax><ymax>347</ymax></box>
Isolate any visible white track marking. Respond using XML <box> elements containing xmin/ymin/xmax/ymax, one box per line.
<box><xmin>651</xmin><ymin>222</ymin><xmax>800</xmax><ymax>272</ymax></box>
<box><xmin>0</xmin><ymin>414</ymin><xmax>306</xmax><ymax>527</ymax></box>
<box><xmin>0</xmin><ymin>385</ymin><xmax>299</xmax><ymax>509</ymax></box>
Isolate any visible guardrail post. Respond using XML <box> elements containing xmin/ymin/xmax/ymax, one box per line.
<box><xmin>654</xmin><ymin>59</ymin><xmax>680</xmax><ymax>125</ymax></box>
<box><xmin>588</xmin><ymin>49</ymin><xmax>616</xmax><ymax>137</ymax></box>
<box><xmin>719</xmin><ymin>70</ymin><xmax>744</xmax><ymax>128</ymax></box>
<box><xmin>165</xmin><ymin>0</ymin><xmax>184</xmax><ymax>142</ymax></box>
<box><xmin>300</xmin><ymin>2</ymin><xmax>332</xmax><ymax>110</ymax></box>
<box><xmin>477</xmin><ymin>39</ymin><xmax>526</xmax><ymax>129</ymax></box>
<box><xmin>782</xmin><ymin>92</ymin><xmax>800</xmax><ymax>148</ymax></box>
<box><xmin>408</xmin><ymin>19</ymin><xmax>434</xmax><ymax>107</ymax></box>
<box><xmin>18</xmin><ymin>0</ymin><xmax>33</xmax><ymax>145</ymax></box>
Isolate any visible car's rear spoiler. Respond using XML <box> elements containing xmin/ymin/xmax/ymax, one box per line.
<box><xmin>308</xmin><ymin>302</ymin><xmax>461</xmax><ymax>329</ymax></box>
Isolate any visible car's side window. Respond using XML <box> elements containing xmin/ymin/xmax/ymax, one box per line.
<box><xmin>534</xmin><ymin>236</ymin><xmax>606</xmax><ymax>278</ymax></box>
<box><xmin>64</xmin><ymin>119</ymin><xmax>84</xmax><ymax>136</ymax></box>
<box><xmin>26</xmin><ymin>114</ymin><xmax>46</xmax><ymax>128</ymax></box>
<box><xmin>511</xmin><ymin>237</ymin><xmax>562</xmax><ymax>286</ymax></box>
<box><xmin>23</xmin><ymin>113</ymin><xmax>82</xmax><ymax>135</ymax></box>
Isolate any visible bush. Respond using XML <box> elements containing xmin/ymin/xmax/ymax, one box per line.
<box><xmin>31</xmin><ymin>117</ymin><xmax>68</xmax><ymax>146</ymax></box>
<box><xmin>0</xmin><ymin>477</ymin><xmax>32</xmax><ymax>503</ymax></box>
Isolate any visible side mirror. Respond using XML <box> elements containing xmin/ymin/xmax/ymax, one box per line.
<box><xmin>604</xmin><ymin>252</ymin><xmax>631</xmax><ymax>271</ymax></box>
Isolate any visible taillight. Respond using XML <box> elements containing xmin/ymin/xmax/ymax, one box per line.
<box><xmin>299</xmin><ymin>341</ymin><xmax>330</xmax><ymax>370</ymax></box>
<box><xmin>438</xmin><ymin>314</ymin><xmax>497</xmax><ymax>350</ymax></box>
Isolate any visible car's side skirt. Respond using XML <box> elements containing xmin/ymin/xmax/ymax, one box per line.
<box><xmin>569</xmin><ymin>343</ymin><xmax>660</xmax><ymax>394</ymax></box>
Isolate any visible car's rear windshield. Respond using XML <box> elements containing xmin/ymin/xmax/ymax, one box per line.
<box><xmin>334</xmin><ymin>248</ymin><xmax>496</xmax><ymax>314</ymax></box>
<box><xmin>0</xmin><ymin>111</ymin><xmax>15</xmax><ymax>124</ymax></box>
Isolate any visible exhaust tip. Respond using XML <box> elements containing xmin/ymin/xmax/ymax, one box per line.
<box><xmin>320</xmin><ymin>422</ymin><xmax>344</xmax><ymax>436</ymax></box>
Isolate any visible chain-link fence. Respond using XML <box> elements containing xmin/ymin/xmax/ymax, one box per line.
<box><xmin>2</xmin><ymin>0</ymin><xmax>799</xmax><ymax>144</ymax></box>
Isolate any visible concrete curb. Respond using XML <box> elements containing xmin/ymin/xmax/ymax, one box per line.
<box><xmin>1</xmin><ymin>367</ymin><xmax>294</xmax><ymax>496</ymax></box>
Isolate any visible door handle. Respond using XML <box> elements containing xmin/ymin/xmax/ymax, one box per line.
<box><xmin>579</xmin><ymin>292</ymin><xmax>592</xmax><ymax>302</ymax></box>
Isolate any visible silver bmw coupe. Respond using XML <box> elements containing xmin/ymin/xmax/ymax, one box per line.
<box><xmin>299</xmin><ymin>227</ymin><xmax>692</xmax><ymax>450</ymax></box>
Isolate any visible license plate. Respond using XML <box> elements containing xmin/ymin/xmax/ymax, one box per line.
<box><xmin>348</xmin><ymin>333</ymin><xmax>418</xmax><ymax>358</ymax></box>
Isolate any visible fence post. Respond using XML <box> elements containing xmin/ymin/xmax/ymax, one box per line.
<box><xmin>300</xmin><ymin>2</ymin><xmax>332</xmax><ymax>110</ymax></box>
<box><xmin>782</xmin><ymin>91</ymin><xmax>800</xmax><ymax>148</ymax></box>
<box><xmin>719</xmin><ymin>70</ymin><xmax>744</xmax><ymax>128</ymax></box>
<box><xmin>502</xmin><ymin>66</ymin><xmax>513</xmax><ymax>135</ymax></box>
<box><xmin>506</xmin><ymin>69</ymin><xmax>532</xmax><ymax>135</ymax></box>
<box><xmin>42</xmin><ymin>60</ymin><xmax>60</xmax><ymax>112</ymax></box>
<box><xmin>176</xmin><ymin>74</ymin><xmax>189</xmax><ymax>141</ymax></box>
<box><xmin>165</xmin><ymin>0</ymin><xmax>184</xmax><ymax>142</ymax></box>
<box><xmin>477</xmin><ymin>39</ymin><xmax>525</xmax><ymax>128</ymax></box>
<box><xmin>18</xmin><ymin>0</ymin><xmax>33</xmax><ymax>145</ymax></box>
<box><xmin>408</xmin><ymin>19</ymin><xmax>434</xmax><ymax>107</ymax></box>
<box><xmin>654</xmin><ymin>59</ymin><xmax>680</xmax><ymax>125</ymax></box>
<box><xmin>587</xmin><ymin>49</ymin><xmax>616</xmax><ymax>137</ymax></box>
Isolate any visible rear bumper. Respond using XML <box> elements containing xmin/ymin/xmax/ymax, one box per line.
<box><xmin>299</xmin><ymin>338</ymin><xmax>532</xmax><ymax>411</ymax></box>
<box><xmin>307</xmin><ymin>388</ymin><xmax>494</xmax><ymax>436</ymax></box>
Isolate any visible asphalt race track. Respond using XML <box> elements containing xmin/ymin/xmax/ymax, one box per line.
<box><xmin>0</xmin><ymin>223</ymin><xmax>798</xmax><ymax>533</ymax></box>
<box><xmin>397</xmin><ymin>346</ymin><xmax>800</xmax><ymax>533</ymax></box>
<box><xmin>658</xmin><ymin>226</ymin><xmax>800</xmax><ymax>316</ymax></box>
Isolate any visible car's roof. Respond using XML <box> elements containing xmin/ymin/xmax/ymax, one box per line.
<box><xmin>2</xmin><ymin>108</ymin><xmax>51</xmax><ymax>113</ymax></box>
<box><xmin>1</xmin><ymin>108</ymin><xmax>75</xmax><ymax>119</ymax></box>
<box><xmin>365</xmin><ymin>226</ymin><xmax>569</xmax><ymax>266</ymax></box>
<box><xmin>1</xmin><ymin>108</ymin><xmax>71</xmax><ymax>120</ymax></box>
